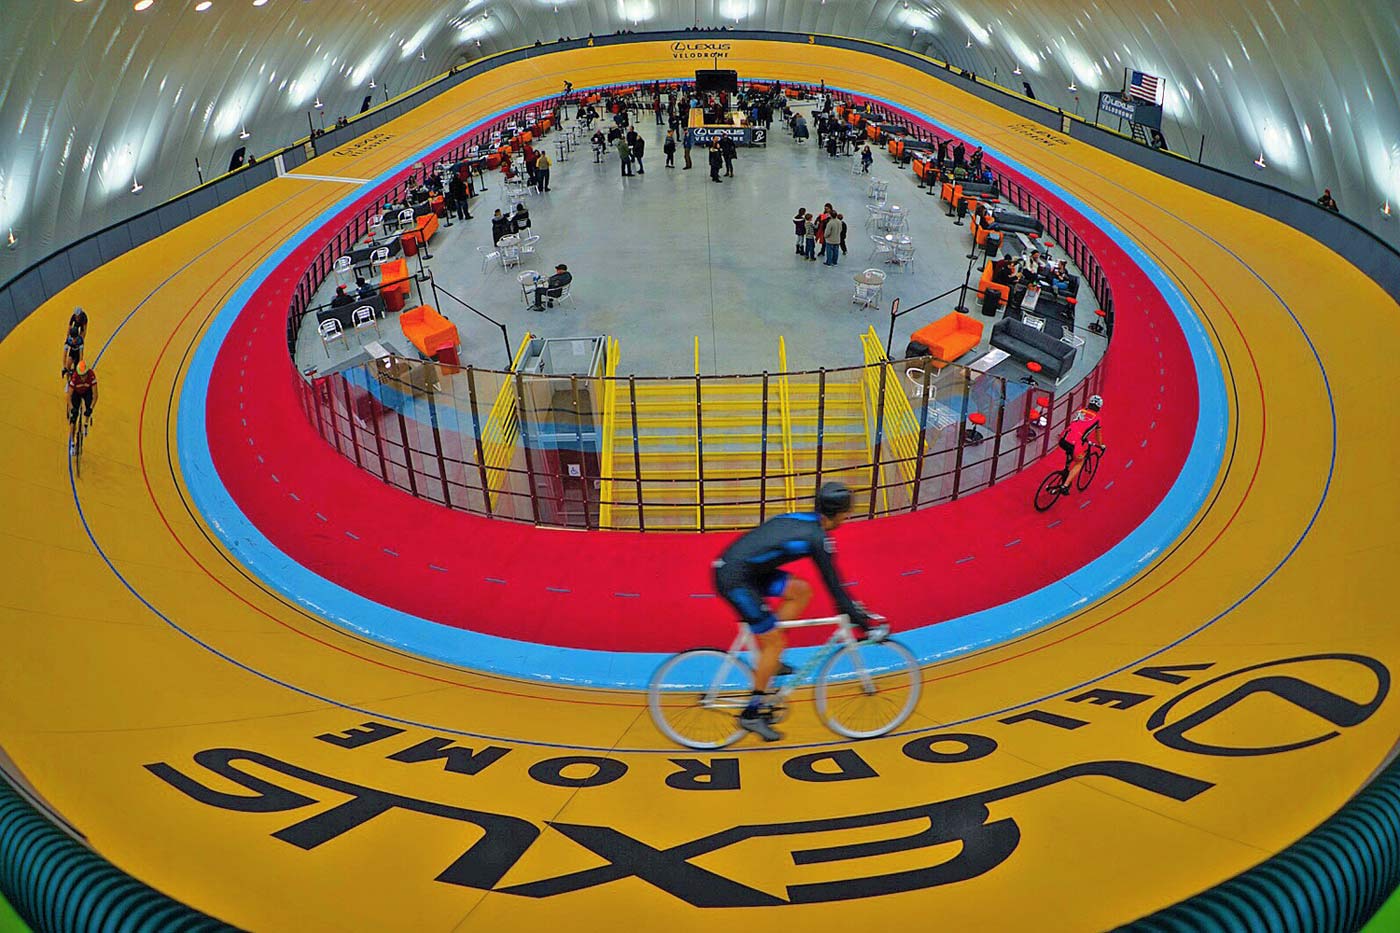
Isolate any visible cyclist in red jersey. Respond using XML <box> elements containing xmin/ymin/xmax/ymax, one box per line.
<box><xmin>1057</xmin><ymin>394</ymin><xmax>1103</xmax><ymax>493</ymax></box>
<box><xmin>66</xmin><ymin>359</ymin><xmax>98</xmax><ymax>450</ymax></box>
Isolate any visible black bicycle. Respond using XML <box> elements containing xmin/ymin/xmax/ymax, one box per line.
<box><xmin>1034</xmin><ymin>443</ymin><xmax>1103</xmax><ymax>512</ymax></box>
<box><xmin>72</xmin><ymin>410</ymin><xmax>92</xmax><ymax>478</ymax></box>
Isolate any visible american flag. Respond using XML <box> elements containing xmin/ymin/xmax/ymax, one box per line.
<box><xmin>1129</xmin><ymin>70</ymin><xmax>1164</xmax><ymax>105</ymax></box>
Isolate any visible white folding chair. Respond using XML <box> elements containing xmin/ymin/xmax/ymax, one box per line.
<box><xmin>318</xmin><ymin>319</ymin><xmax>348</xmax><ymax>356</ymax></box>
<box><xmin>351</xmin><ymin>305</ymin><xmax>379</xmax><ymax>337</ymax></box>
<box><xmin>868</xmin><ymin>235</ymin><xmax>895</xmax><ymax>263</ymax></box>
<box><xmin>852</xmin><ymin>269</ymin><xmax>885</xmax><ymax>308</ymax></box>
<box><xmin>553</xmin><ymin>282</ymin><xmax>575</xmax><ymax>308</ymax></box>
<box><xmin>892</xmin><ymin>243</ymin><xmax>916</xmax><ymax>273</ymax></box>
<box><xmin>864</xmin><ymin>204</ymin><xmax>883</xmax><ymax>229</ymax></box>
<box><xmin>904</xmin><ymin>365</ymin><xmax>938</xmax><ymax>400</ymax></box>
<box><xmin>397</xmin><ymin>208</ymin><xmax>416</xmax><ymax>228</ymax></box>
<box><xmin>500</xmin><ymin>244</ymin><xmax>521</xmax><ymax>268</ymax></box>
<box><xmin>332</xmin><ymin>255</ymin><xmax>354</xmax><ymax>287</ymax></box>
<box><xmin>520</xmin><ymin>234</ymin><xmax>541</xmax><ymax>258</ymax></box>
<box><xmin>369</xmin><ymin>247</ymin><xmax>390</xmax><ymax>270</ymax></box>
<box><xmin>477</xmin><ymin>245</ymin><xmax>501</xmax><ymax>272</ymax></box>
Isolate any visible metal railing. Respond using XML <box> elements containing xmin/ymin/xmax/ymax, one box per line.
<box><xmin>296</xmin><ymin>324</ymin><xmax>1107</xmax><ymax>531</ymax></box>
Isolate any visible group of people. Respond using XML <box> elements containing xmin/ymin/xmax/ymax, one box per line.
<box><xmin>498</xmin><ymin>141</ymin><xmax>552</xmax><ymax>192</ymax></box>
<box><xmin>792</xmin><ymin>204</ymin><xmax>849</xmax><ymax>266</ymax></box>
<box><xmin>60</xmin><ymin>306</ymin><xmax>96</xmax><ymax>451</ymax></box>
<box><xmin>989</xmin><ymin>248</ymin><xmax>1076</xmax><ymax>311</ymax></box>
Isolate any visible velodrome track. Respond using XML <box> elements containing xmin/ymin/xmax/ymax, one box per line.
<box><xmin>1</xmin><ymin>39</ymin><xmax>1396</xmax><ymax>931</ymax></box>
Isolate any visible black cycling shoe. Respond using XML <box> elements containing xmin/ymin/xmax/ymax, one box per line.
<box><xmin>775</xmin><ymin>662</ymin><xmax>796</xmax><ymax>677</ymax></box>
<box><xmin>738</xmin><ymin>710</ymin><xmax>783</xmax><ymax>742</ymax></box>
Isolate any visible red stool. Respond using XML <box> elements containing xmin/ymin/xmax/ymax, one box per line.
<box><xmin>1023</xmin><ymin>360</ymin><xmax>1042</xmax><ymax>386</ymax></box>
<box><xmin>1023</xmin><ymin>395</ymin><xmax>1051</xmax><ymax>440</ymax></box>
<box><xmin>964</xmin><ymin>411</ymin><xmax>988</xmax><ymax>445</ymax></box>
<box><xmin>1089</xmin><ymin>307</ymin><xmax>1107</xmax><ymax>335</ymax></box>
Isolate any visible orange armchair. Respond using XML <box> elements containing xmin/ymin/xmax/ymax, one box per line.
<box><xmin>908</xmin><ymin>313</ymin><xmax>985</xmax><ymax>369</ymax></box>
<box><xmin>399</xmin><ymin>305</ymin><xmax>459</xmax><ymax>360</ymax></box>
<box><xmin>978</xmin><ymin>262</ymin><xmax>1011</xmax><ymax>307</ymax></box>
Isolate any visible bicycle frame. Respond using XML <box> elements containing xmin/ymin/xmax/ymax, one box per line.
<box><xmin>701</xmin><ymin>614</ymin><xmax>865</xmax><ymax>708</ymax></box>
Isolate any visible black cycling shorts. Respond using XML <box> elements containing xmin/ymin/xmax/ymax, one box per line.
<box><xmin>69</xmin><ymin>390</ymin><xmax>93</xmax><ymax>423</ymax></box>
<box><xmin>713</xmin><ymin>562</ymin><xmax>789</xmax><ymax>636</ymax></box>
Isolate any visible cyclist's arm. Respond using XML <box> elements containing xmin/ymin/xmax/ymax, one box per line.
<box><xmin>1091</xmin><ymin>422</ymin><xmax>1104</xmax><ymax>446</ymax></box>
<box><xmin>810</xmin><ymin>535</ymin><xmax>867</xmax><ymax>626</ymax></box>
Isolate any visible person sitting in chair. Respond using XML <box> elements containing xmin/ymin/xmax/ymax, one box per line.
<box><xmin>511</xmin><ymin>203</ymin><xmax>531</xmax><ymax>233</ymax></box>
<box><xmin>531</xmin><ymin>264</ymin><xmax>573</xmax><ymax>312</ymax></box>
<box><xmin>330</xmin><ymin>285</ymin><xmax>355</xmax><ymax>308</ymax></box>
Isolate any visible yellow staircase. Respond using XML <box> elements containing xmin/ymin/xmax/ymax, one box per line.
<box><xmin>603</xmin><ymin>338</ymin><xmax>874</xmax><ymax>530</ymax></box>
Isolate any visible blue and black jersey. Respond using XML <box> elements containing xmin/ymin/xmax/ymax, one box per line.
<box><xmin>714</xmin><ymin>512</ymin><xmax>865</xmax><ymax>625</ymax></box>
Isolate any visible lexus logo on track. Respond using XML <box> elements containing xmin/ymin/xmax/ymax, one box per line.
<box><xmin>1146</xmin><ymin>653</ymin><xmax>1389</xmax><ymax>757</ymax></box>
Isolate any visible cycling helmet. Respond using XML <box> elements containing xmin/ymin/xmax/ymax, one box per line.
<box><xmin>815</xmin><ymin>481</ymin><xmax>853</xmax><ymax>518</ymax></box>
<box><xmin>76</xmin><ymin>360</ymin><xmax>88</xmax><ymax>375</ymax></box>
<box><xmin>1087</xmin><ymin>394</ymin><xmax>1103</xmax><ymax>411</ymax></box>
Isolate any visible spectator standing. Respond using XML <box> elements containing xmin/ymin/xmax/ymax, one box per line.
<box><xmin>793</xmin><ymin>207</ymin><xmax>807</xmax><ymax>256</ymax></box>
<box><xmin>837</xmin><ymin>213</ymin><xmax>848</xmax><ymax>257</ymax></box>
<box><xmin>823</xmin><ymin>213</ymin><xmax>842</xmax><ymax>266</ymax></box>
<box><xmin>448</xmin><ymin>173</ymin><xmax>472</xmax><ymax>220</ymax></box>
<box><xmin>629</xmin><ymin>130</ymin><xmax>646</xmax><ymax>174</ymax></box>
<box><xmin>708</xmin><ymin>140</ymin><xmax>724</xmax><ymax>182</ymax></box>
<box><xmin>654</xmin><ymin>95</ymin><xmax>664</xmax><ymax>125</ymax></box>
<box><xmin>720</xmin><ymin>135</ymin><xmax>737</xmax><ymax>177</ymax></box>
<box><xmin>861</xmin><ymin>144</ymin><xmax>873</xmax><ymax>173</ymax></box>
<box><xmin>682</xmin><ymin>131</ymin><xmax>694</xmax><ymax>169</ymax></box>
<box><xmin>1317</xmin><ymin>188</ymin><xmax>1339</xmax><ymax>212</ymax></box>
<box><xmin>803</xmin><ymin>213</ymin><xmax>817</xmax><ymax>261</ymax></box>
<box><xmin>616</xmin><ymin>135</ymin><xmax>634</xmax><ymax>176</ymax></box>
<box><xmin>535</xmin><ymin>150</ymin><xmax>552</xmax><ymax>192</ymax></box>
<box><xmin>664</xmin><ymin>131</ymin><xmax>677</xmax><ymax>168</ymax></box>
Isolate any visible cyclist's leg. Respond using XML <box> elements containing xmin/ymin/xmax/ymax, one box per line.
<box><xmin>67</xmin><ymin>396</ymin><xmax>80</xmax><ymax>446</ymax></box>
<box><xmin>715</xmin><ymin>565</ymin><xmax>782</xmax><ymax>709</ymax></box>
<box><xmin>1064</xmin><ymin>444</ymin><xmax>1088</xmax><ymax>488</ymax></box>
<box><xmin>1056</xmin><ymin>438</ymin><xmax>1075</xmax><ymax>492</ymax></box>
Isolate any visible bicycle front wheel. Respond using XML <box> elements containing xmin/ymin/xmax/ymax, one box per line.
<box><xmin>1033</xmin><ymin>470</ymin><xmax>1063</xmax><ymax>511</ymax></box>
<box><xmin>648</xmin><ymin>649</ymin><xmax>754</xmax><ymax>749</ymax></box>
<box><xmin>816</xmin><ymin>638</ymin><xmax>921</xmax><ymax>739</ymax></box>
<box><xmin>1076</xmin><ymin>448</ymin><xmax>1100</xmax><ymax>491</ymax></box>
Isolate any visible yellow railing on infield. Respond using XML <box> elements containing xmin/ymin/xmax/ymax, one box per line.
<box><xmin>482</xmin><ymin>332</ymin><xmax>534</xmax><ymax>510</ymax></box>
<box><xmin>597</xmin><ymin>336</ymin><xmax>621</xmax><ymax>528</ymax></box>
<box><xmin>861</xmin><ymin>326</ymin><xmax>921</xmax><ymax>495</ymax></box>
<box><xmin>777</xmin><ymin>337</ymin><xmax>797</xmax><ymax>511</ymax></box>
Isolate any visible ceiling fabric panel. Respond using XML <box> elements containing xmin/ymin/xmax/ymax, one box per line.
<box><xmin>1</xmin><ymin>0</ymin><xmax>1396</xmax><ymax>277</ymax></box>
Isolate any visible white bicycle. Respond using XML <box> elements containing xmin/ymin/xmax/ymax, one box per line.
<box><xmin>647</xmin><ymin>614</ymin><xmax>921</xmax><ymax>748</ymax></box>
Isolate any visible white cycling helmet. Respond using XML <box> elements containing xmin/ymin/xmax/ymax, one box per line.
<box><xmin>1088</xmin><ymin>394</ymin><xmax>1103</xmax><ymax>410</ymax></box>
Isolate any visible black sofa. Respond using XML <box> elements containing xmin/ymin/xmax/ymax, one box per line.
<box><xmin>990</xmin><ymin>318</ymin><xmax>1078</xmax><ymax>380</ymax></box>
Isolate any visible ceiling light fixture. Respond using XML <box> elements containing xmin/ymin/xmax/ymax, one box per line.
<box><xmin>253</xmin><ymin>0</ymin><xmax>268</xmax><ymax>6</ymax></box>
<box><xmin>419</xmin><ymin>49</ymin><xmax>426</xmax><ymax>60</ymax></box>
<box><xmin>1382</xmin><ymin>201</ymin><xmax>1392</xmax><ymax>219</ymax></box>
<box><xmin>131</xmin><ymin>178</ymin><xmax>144</xmax><ymax>194</ymax></box>
<box><xmin>369</xmin><ymin>76</ymin><xmax>376</xmax><ymax>88</ymax></box>
<box><xmin>966</xmin><ymin>36</ymin><xmax>972</xmax><ymax>48</ymax></box>
<box><xmin>134</xmin><ymin>0</ymin><xmax>154</xmax><ymax>9</ymax></box>
<box><xmin>195</xmin><ymin>0</ymin><xmax>212</xmax><ymax>10</ymax></box>
<box><xmin>1012</xmin><ymin>64</ymin><xmax>1022</xmax><ymax>75</ymax></box>
<box><xmin>313</xmin><ymin>96</ymin><xmax>323</xmax><ymax>109</ymax></box>
<box><xmin>1253</xmin><ymin>152</ymin><xmax>1267</xmax><ymax>169</ymax></box>
<box><xmin>239</xmin><ymin>124</ymin><xmax>250</xmax><ymax>139</ymax></box>
<box><xmin>5</xmin><ymin>228</ymin><xmax>16</xmax><ymax>250</ymax></box>
<box><xmin>1067</xmin><ymin>81</ymin><xmax>1077</xmax><ymax>91</ymax></box>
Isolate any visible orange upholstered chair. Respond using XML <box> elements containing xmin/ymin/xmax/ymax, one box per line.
<box><xmin>399</xmin><ymin>306</ymin><xmax>459</xmax><ymax>360</ymax></box>
<box><xmin>908</xmin><ymin>313</ymin><xmax>985</xmax><ymax>369</ymax></box>
<box><xmin>978</xmin><ymin>262</ymin><xmax>1011</xmax><ymax>306</ymax></box>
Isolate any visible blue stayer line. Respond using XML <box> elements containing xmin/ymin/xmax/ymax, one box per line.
<box><xmin>175</xmin><ymin>83</ymin><xmax>1228</xmax><ymax>690</ymax></box>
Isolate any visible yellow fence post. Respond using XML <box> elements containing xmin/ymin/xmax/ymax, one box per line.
<box><xmin>777</xmin><ymin>337</ymin><xmax>797</xmax><ymax>511</ymax></box>
<box><xmin>597</xmin><ymin>336</ymin><xmax>620</xmax><ymax>529</ymax></box>
<box><xmin>482</xmin><ymin>332</ymin><xmax>535</xmax><ymax>511</ymax></box>
<box><xmin>861</xmin><ymin>326</ymin><xmax>920</xmax><ymax>509</ymax></box>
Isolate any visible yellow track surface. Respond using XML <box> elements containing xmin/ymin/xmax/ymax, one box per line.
<box><xmin>2</xmin><ymin>40</ymin><xmax>1397</xmax><ymax>931</ymax></box>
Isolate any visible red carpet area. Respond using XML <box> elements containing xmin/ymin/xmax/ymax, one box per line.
<box><xmin>200</xmin><ymin>99</ymin><xmax>1201</xmax><ymax>654</ymax></box>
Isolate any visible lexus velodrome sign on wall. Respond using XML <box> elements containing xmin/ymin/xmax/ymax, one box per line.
<box><xmin>672</xmin><ymin>41</ymin><xmax>733</xmax><ymax>59</ymax></box>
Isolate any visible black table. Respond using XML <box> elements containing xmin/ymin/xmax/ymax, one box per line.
<box><xmin>347</xmin><ymin>236</ymin><xmax>402</xmax><ymax>266</ymax></box>
<box><xmin>316</xmin><ymin>292</ymin><xmax>387</xmax><ymax>330</ymax></box>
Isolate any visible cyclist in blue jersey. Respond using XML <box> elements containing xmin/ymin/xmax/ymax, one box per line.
<box><xmin>713</xmin><ymin>481</ymin><xmax>870</xmax><ymax>741</ymax></box>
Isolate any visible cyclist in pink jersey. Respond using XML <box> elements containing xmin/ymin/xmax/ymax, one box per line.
<box><xmin>1057</xmin><ymin>395</ymin><xmax>1104</xmax><ymax>493</ymax></box>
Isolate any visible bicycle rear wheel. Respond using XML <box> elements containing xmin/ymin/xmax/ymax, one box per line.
<box><xmin>816</xmin><ymin>638</ymin><xmax>921</xmax><ymax>739</ymax></box>
<box><xmin>648</xmin><ymin>649</ymin><xmax>754</xmax><ymax>749</ymax></box>
<box><xmin>1076</xmin><ymin>447</ymin><xmax>1100</xmax><ymax>491</ymax></box>
<box><xmin>73</xmin><ymin>420</ymin><xmax>84</xmax><ymax>478</ymax></box>
<box><xmin>1033</xmin><ymin>470</ymin><xmax>1063</xmax><ymax>511</ymax></box>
